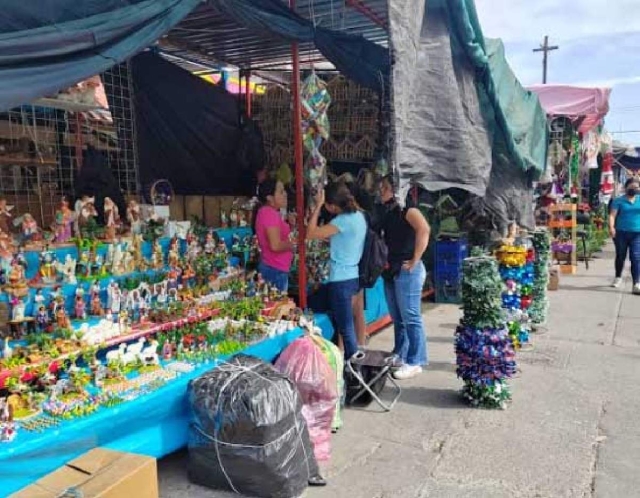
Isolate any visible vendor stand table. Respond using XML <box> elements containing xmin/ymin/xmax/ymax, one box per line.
<box><xmin>0</xmin><ymin>314</ymin><xmax>334</xmax><ymax>496</ymax></box>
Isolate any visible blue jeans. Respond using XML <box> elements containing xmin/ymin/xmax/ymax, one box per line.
<box><xmin>329</xmin><ymin>278</ymin><xmax>360</xmax><ymax>360</ymax></box>
<box><xmin>384</xmin><ymin>261</ymin><xmax>427</xmax><ymax>366</ymax></box>
<box><xmin>258</xmin><ymin>262</ymin><xmax>289</xmax><ymax>292</ymax></box>
<box><xmin>614</xmin><ymin>231</ymin><xmax>640</xmax><ymax>283</ymax></box>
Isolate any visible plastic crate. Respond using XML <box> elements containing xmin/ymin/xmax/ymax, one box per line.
<box><xmin>434</xmin><ymin>278</ymin><xmax>462</xmax><ymax>304</ymax></box>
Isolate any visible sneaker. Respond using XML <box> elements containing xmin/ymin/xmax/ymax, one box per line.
<box><xmin>633</xmin><ymin>284</ymin><xmax>640</xmax><ymax>295</ymax></box>
<box><xmin>384</xmin><ymin>353</ymin><xmax>404</xmax><ymax>369</ymax></box>
<box><xmin>612</xmin><ymin>277</ymin><xmax>623</xmax><ymax>288</ymax></box>
<box><xmin>393</xmin><ymin>364</ymin><xmax>422</xmax><ymax>380</ymax></box>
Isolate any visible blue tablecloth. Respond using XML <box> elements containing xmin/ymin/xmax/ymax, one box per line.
<box><xmin>0</xmin><ymin>313</ymin><xmax>334</xmax><ymax>496</ymax></box>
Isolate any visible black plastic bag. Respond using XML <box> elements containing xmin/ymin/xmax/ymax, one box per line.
<box><xmin>188</xmin><ymin>354</ymin><xmax>319</xmax><ymax>498</ymax></box>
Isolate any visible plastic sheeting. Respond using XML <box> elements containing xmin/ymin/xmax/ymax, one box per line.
<box><xmin>388</xmin><ymin>0</ymin><xmax>546</xmax><ymax>230</ymax></box>
<box><xmin>188</xmin><ymin>355</ymin><xmax>320</xmax><ymax>498</ymax></box>
<box><xmin>0</xmin><ymin>0</ymin><xmax>201</xmax><ymax>111</ymax></box>
<box><xmin>528</xmin><ymin>84</ymin><xmax>611</xmax><ymax>134</ymax></box>
<box><xmin>131</xmin><ymin>52</ymin><xmax>263</xmax><ymax>196</ymax></box>
<box><xmin>275</xmin><ymin>337</ymin><xmax>338</xmax><ymax>461</ymax></box>
<box><xmin>0</xmin><ymin>316</ymin><xmax>335</xmax><ymax>496</ymax></box>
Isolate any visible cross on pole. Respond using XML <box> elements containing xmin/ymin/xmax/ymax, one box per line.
<box><xmin>533</xmin><ymin>35</ymin><xmax>559</xmax><ymax>84</ymax></box>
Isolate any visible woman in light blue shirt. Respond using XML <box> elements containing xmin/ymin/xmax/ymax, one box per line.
<box><xmin>307</xmin><ymin>181</ymin><xmax>367</xmax><ymax>360</ymax></box>
<box><xmin>609</xmin><ymin>177</ymin><xmax>640</xmax><ymax>293</ymax></box>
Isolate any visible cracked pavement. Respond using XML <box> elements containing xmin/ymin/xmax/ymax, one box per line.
<box><xmin>159</xmin><ymin>247</ymin><xmax>640</xmax><ymax>498</ymax></box>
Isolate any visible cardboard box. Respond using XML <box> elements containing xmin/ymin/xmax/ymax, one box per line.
<box><xmin>548</xmin><ymin>268</ymin><xmax>560</xmax><ymax>291</ymax></box>
<box><xmin>11</xmin><ymin>448</ymin><xmax>158</xmax><ymax>498</ymax></box>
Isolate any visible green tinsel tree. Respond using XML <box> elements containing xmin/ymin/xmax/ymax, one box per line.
<box><xmin>529</xmin><ymin>229</ymin><xmax>551</xmax><ymax>326</ymax></box>
<box><xmin>455</xmin><ymin>256</ymin><xmax>517</xmax><ymax>409</ymax></box>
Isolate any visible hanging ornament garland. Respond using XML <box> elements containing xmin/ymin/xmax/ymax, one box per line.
<box><xmin>495</xmin><ymin>244</ymin><xmax>533</xmax><ymax>350</ymax></box>
<box><xmin>455</xmin><ymin>257</ymin><xmax>516</xmax><ymax>409</ymax></box>
<box><xmin>301</xmin><ymin>72</ymin><xmax>331</xmax><ymax>200</ymax></box>
<box><xmin>529</xmin><ymin>229</ymin><xmax>551</xmax><ymax>326</ymax></box>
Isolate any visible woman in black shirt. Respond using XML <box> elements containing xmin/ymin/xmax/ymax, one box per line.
<box><xmin>378</xmin><ymin>174</ymin><xmax>431</xmax><ymax>380</ymax></box>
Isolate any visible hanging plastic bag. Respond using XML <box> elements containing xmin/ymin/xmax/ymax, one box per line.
<box><xmin>275</xmin><ymin>336</ymin><xmax>338</xmax><ymax>461</ymax></box>
<box><xmin>310</xmin><ymin>333</ymin><xmax>344</xmax><ymax>431</ymax></box>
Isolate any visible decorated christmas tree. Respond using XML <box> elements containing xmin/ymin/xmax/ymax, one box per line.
<box><xmin>455</xmin><ymin>256</ymin><xmax>517</xmax><ymax>409</ymax></box>
<box><xmin>528</xmin><ymin>229</ymin><xmax>551</xmax><ymax>326</ymax></box>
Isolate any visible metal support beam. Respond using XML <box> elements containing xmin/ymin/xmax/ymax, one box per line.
<box><xmin>290</xmin><ymin>0</ymin><xmax>307</xmax><ymax>309</ymax></box>
<box><xmin>345</xmin><ymin>0</ymin><xmax>387</xmax><ymax>29</ymax></box>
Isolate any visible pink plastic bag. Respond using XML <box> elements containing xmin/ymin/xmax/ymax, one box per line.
<box><xmin>275</xmin><ymin>336</ymin><xmax>338</xmax><ymax>462</ymax></box>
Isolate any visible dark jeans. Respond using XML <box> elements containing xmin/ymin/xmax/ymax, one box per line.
<box><xmin>614</xmin><ymin>231</ymin><xmax>640</xmax><ymax>283</ymax></box>
<box><xmin>258</xmin><ymin>262</ymin><xmax>289</xmax><ymax>292</ymax></box>
<box><xmin>328</xmin><ymin>278</ymin><xmax>360</xmax><ymax>360</ymax></box>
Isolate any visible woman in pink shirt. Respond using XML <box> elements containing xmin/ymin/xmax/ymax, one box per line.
<box><xmin>254</xmin><ymin>179</ymin><xmax>294</xmax><ymax>292</ymax></box>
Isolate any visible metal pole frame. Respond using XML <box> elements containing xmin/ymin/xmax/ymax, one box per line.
<box><xmin>290</xmin><ymin>0</ymin><xmax>307</xmax><ymax>308</ymax></box>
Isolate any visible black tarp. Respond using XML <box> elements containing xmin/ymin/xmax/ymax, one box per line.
<box><xmin>131</xmin><ymin>52</ymin><xmax>263</xmax><ymax>196</ymax></box>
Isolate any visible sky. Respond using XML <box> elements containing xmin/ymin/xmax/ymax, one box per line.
<box><xmin>474</xmin><ymin>0</ymin><xmax>640</xmax><ymax>146</ymax></box>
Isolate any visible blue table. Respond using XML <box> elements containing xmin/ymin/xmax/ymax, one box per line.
<box><xmin>0</xmin><ymin>314</ymin><xmax>334</xmax><ymax>496</ymax></box>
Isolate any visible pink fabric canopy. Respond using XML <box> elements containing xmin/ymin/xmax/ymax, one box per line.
<box><xmin>528</xmin><ymin>84</ymin><xmax>611</xmax><ymax>134</ymax></box>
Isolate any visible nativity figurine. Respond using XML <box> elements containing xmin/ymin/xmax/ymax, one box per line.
<box><xmin>103</xmin><ymin>197</ymin><xmax>120</xmax><ymax>241</ymax></box>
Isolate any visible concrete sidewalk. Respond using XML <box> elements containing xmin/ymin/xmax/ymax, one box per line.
<box><xmin>159</xmin><ymin>248</ymin><xmax>640</xmax><ymax>498</ymax></box>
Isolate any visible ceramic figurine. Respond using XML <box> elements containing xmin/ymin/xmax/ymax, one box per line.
<box><xmin>0</xmin><ymin>198</ymin><xmax>13</xmax><ymax>237</ymax></box>
<box><xmin>127</xmin><ymin>200</ymin><xmax>142</xmax><ymax>235</ymax></box>
<box><xmin>76</xmin><ymin>251</ymin><xmax>90</xmax><ymax>278</ymax></box>
<box><xmin>156</xmin><ymin>283</ymin><xmax>168</xmax><ymax>307</ymax></box>
<box><xmin>204</xmin><ymin>231</ymin><xmax>216</xmax><ymax>255</ymax></box>
<box><xmin>122</xmin><ymin>248</ymin><xmax>135</xmax><ymax>274</ymax></box>
<box><xmin>220</xmin><ymin>210</ymin><xmax>228</xmax><ymax>229</ymax></box>
<box><xmin>229</xmin><ymin>209</ymin><xmax>238</xmax><ymax>228</ymax></box>
<box><xmin>108</xmin><ymin>282</ymin><xmax>121</xmax><ymax>315</ymax></box>
<box><xmin>74</xmin><ymin>296</ymin><xmax>86</xmax><ymax>320</ymax></box>
<box><xmin>74</xmin><ymin>195</ymin><xmax>90</xmax><ymax>237</ymax></box>
<box><xmin>152</xmin><ymin>240</ymin><xmax>164</xmax><ymax>270</ymax></box>
<box><xmin>55</xmin><ymin>307</ymin><xmax>71</xmax><ymax>329</ymax></box>
<box><xmin>4</xmin><ymin>259</ymin><xmax>28</xmax><ymax>298</ymax></box>
<box><xmin>77</xmin><ymin>197</ymin><xmax>97</xmax><ymax>238</ymax></box>
<box><xmin>56</xmin><ymin>254</ymin><xmax>77</xmax><ymax>284</ymax></box>
<box><xmin>2</xmin><ymin>338</ymin><xmax>12</xmax><ymax>360</ymax></box>
<box><xmin>53</xmin><ymin>197</ymin><xmax>74</xmax><ymax>244</ymax></box>
<box><xmin>35</xmin><ymin>305</ymin><xmax>49</xmax><ymax>331</ymax></box>
<box><xmin>187</xmin><ymin>238</ymin><xmax>200</xmax><ymax>262</ymax></box>
<box><xmin>238</xmin><ymin>210</ymin><xmax>248</xmax><ymax>227</ymax></box>
<box><xmin>162</xmin><ymin>341</ymin><xmax>173</xmax><ymax>360</ymax></box>
<box><xmin>38</xmin><ymin>245</ymin><xmax>58</xmax><ymax>285</ymax></box>
<box><xmin>20</xmin><ymin>213</ymin><xmax>40</xmax><ymax>245</ymax></box>
<box><xmin>168</xmin><ymin>239</ymin><xmax>179</xmax><ymax>268</ymax></box>
<box><xmin>111</xmin><ymin>242</ymin><xmax>124</xmax><ymax>275</ymax></box>
<box><xmin>91</xmin><ymin>280</ymin><xmax>101</xmax><ymax>298</ymax></box>
<box><xmin>90</xmin><ymin>293</ymin><xmax>104</xmax><ymax>317</ymax></box>
<box><xmin>11</xmin><ymin>298</ymin><xmax>26</xmax><ymax>321</ymax></box>
<box><xmin>34</xmin><ymin>289</ymin><xmax>45</xmax><ymax>308</ymax></box>
<box><xmin>103</xmin><ymin>197</ymin><xmax>120</xmax><ymax>241</ymax></box>
<box><xmin>0</xmin><ymin>398</ymin><xmax>16</xmax><ymax>443</ymax></box>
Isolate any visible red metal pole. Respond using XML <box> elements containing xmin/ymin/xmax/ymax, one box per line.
<box><xmin>245</xmin><ymin>71</ymin><xmax>252</xmax><ymax>118</ymax></box>
<box><xmin>290</xmin><ymin>0</ymin><xmax>307</xmax><ymax>309</ymax></box>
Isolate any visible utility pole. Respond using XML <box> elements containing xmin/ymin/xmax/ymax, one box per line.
<box><xmin>533</xmin><ymin>35</ymin><xmax>559</xmax><ymax>84</ymax></box>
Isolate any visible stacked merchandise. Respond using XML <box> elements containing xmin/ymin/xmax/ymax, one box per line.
<box><xmin>496</xmin><ymin>244</ymin><xmax>533</xmax><ymax>350</ymax></box>
<box><xmin>529</xmin><ymin>229</ymin><xmax>551</xmax><ymax>327</ymax></box>
<box><xmin>434</xmin><ymin>237</ymin><xmax>468</xmax><ymax>304</ymax></box>
<box><xmin>455</xmin><ymin>257</ymin><xmax>517</xmax><ymax>409</ymax></box>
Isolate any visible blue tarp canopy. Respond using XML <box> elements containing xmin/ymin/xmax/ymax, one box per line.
<box><xmin>0</xmin><ymin>0</ymin><xmax>203</xmax><ymax>111</ymax></box>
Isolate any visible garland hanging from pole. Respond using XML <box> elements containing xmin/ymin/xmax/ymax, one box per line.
<box><xmin>301</xmin><ymin>72</ymin><xmax>331</xmax><ymax>199</ymax></box>
<box><xmin>455</xmin><ymin>256</ymin><xmax>516</xmax><ymax>409</ymax></box>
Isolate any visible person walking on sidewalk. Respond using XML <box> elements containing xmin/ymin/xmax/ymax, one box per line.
<box><xmin>378</xmin><ymin>174</ymin><xmax>431</xmax><ymax>379</ymax></box>
<box><xmin>609</xmin><ymin>177</ymin><xmax>640</xmax><ymax>294</ymax></box>
<box><xmin>307</xmin><ymin>181</ymin><xmax>367</xmax><ymax>361</ymax></box>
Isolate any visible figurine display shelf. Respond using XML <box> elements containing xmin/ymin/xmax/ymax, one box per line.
<box><xmin>0</xmin><ymin>296</ymin><xmax>304</xmax><ymax>444</ymax></box>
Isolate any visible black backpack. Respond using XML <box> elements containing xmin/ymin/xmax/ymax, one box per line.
<box><xmin>359</xmin><ymin>215</ymin><xmax>388</xmax><ymax>288</ymax></box>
